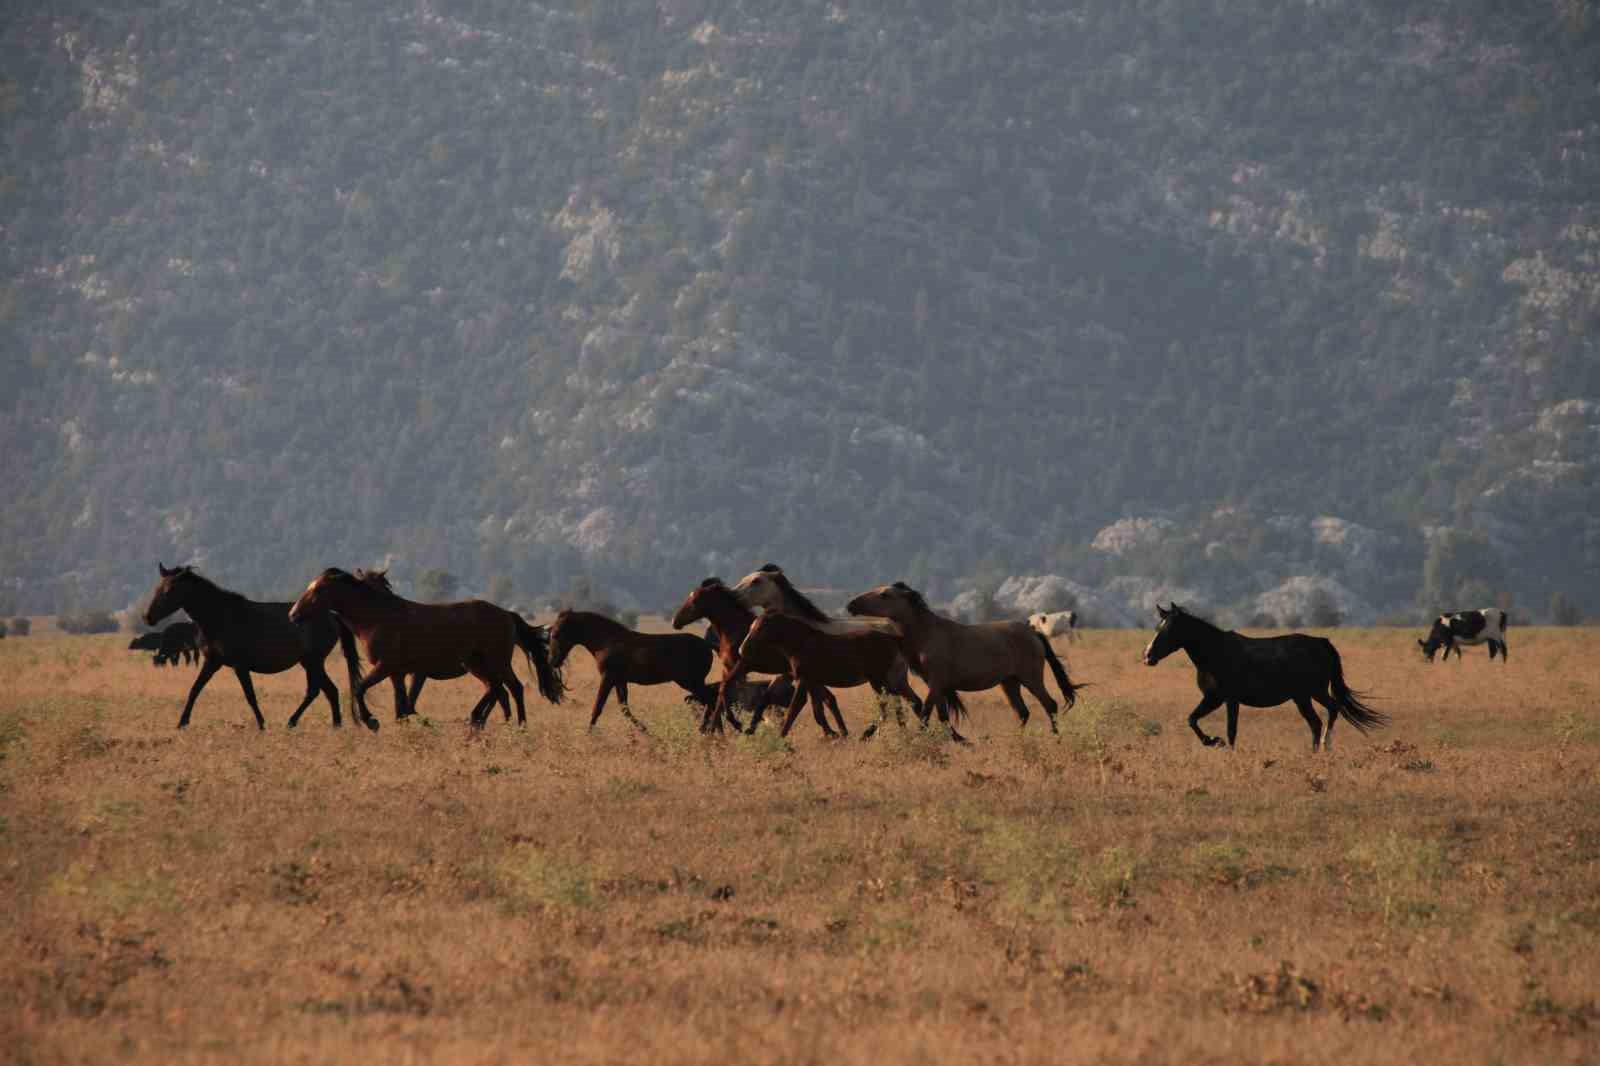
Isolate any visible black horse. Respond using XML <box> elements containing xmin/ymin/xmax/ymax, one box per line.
<box><xmin>143</xmin><ymin>563</ymin><xmax>373</xmax><ymax>731</ymax></box>
<box><xmin>1141</xmin><ymin>603</ymin><xmax>1386</xmax><ymax>751</ymax></box>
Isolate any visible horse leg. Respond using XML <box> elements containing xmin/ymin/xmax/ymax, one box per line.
<box><xmin>822</xmin><ymin>687</ymin><xmax>847</xmax><ymax>738</ymax></box>
<box><xmin>401</xmin><ymin>675</ymin><xmax>423</xmax><ymax>719</ymax></box>
<box><xmin>176</xmin><ymin>658</ymin><xmax>223</xmax><ymax>728</ymax></box>
<box><xmin>1000</xmin><ymin>679</ymin><xmax>1032</xmax><ymax>730</ymax></box>
<box><xmin>390</xmin><ymin>676</ymin><xmax>411</xmax><ymax>721</ymax></box>
<box><xmin>588</xmin><ymin>678</ymin><xmax>615</xmax><ymax>731</ymax></box>
<box><xmin>810</xmin><ymin>690</ymin><xmax>837</xmax><ymax>738</ymax></box>
<box><xmin>491</xmin><ymin>680</ymin><xmax>513</xmax><ymax>723</ymax></box>
<box><xmin>1224</xmin><ymin>700</ymin><xmax>1241</xmax><ymax>748</ymax></box>
<box><xmin>1019</xmin><ymin>673</ymin><xmax>1061</xmax><ymax>734</ymax></box>
<box><xmin>1187</xmin><ymin>694</ymin><xmax>1226</xmax><ymax>747</ymax></box>
<box><xmin>1292</xmin><ymin>697</ymin><xmax>1322</xmax><ymax>752</ymax></box>
<box><xmin>1310</xmin><ymin>692</ymin><xmax>1338</xmax><ymax>751</ymax></box>
<box><xmin>615</xmin><ymin>681</ymin><xmax>650</xmax><ymax>735</ymax></box>
<box><xmin>505</xmin><ymin>674</ymin><xmax>527</xmax><ymax>725</ymax></box>
<box><xmin>777</xmin><ymin>684</ymin><xmax>812</xmax><ymax>739</ymax></box>
<box><xmin>921</xmin><ymin>683</ymin><xmax>968</xmax><ymax>744</ymax></box>
<box><xmin>233</xmin><ymin>668</ymin><xmax>267</xmax><ymax>730</ymax></box>
<box><xmin>286</xmin><ymin>669</ymin><xmax>327</xmax><ymax>729</ymax></box>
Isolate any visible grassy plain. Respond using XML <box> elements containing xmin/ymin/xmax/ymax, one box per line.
<box><xmin>3</xmin><ymin>624</ymin><xmax>1598</xmax><ymax>1064</ymax></box>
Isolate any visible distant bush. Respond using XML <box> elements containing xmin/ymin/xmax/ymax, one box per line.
<box><xmin>57</xmin><ymin>609</ymin><xmax>121</xmax><ymax>635</ymax></box>
<box><xmin>9</xmin><ymin>617</ymin><xmax>29</xmax><ymax>636</ymax></box>
<box><xmin>0</xmin><ymin>619</ymin><xmax>7</xmax><ymax>638</ymax></box>
<box><xmin>1550</xmin><ymin>592</ymin><xmax>1583</xmax><ymax>627</ymax></box>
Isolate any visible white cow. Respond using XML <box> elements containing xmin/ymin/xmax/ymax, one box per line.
<box><xmin>1028</xmin><ymin>610</ymin><xmax>1079</xmax><ymax>642</ymax></box>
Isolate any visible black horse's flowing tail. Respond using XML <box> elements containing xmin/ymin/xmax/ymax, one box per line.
<box><xmin>515</xmin><ymin>614</ymin><xmax>566</xmax><ymax>704</ymax></box>
<box><xmin>1327</xmin><ymin>644</ymin><xmax>1387</xmax><ymax>733</ymax></box>
<box><xmin>332</xmin><ymin>616</ymin><xmax>378</xmax><ymax>730</ymax></box>
<box><xmin>1034</xmin><ymin>631</ymin><xmax>1082</xmax><ymax>709</ymax></box>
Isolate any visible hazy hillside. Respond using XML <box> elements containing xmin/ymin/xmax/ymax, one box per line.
<box><xmin>3</xmin><ymin>1</ymin><xmax>1597</xmax><ymax>622</ymax></box>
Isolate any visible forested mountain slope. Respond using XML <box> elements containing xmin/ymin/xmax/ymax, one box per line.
<box><xmin>3</xmin><ymin>1</ymin><xmax>1597</xmax><ymax>620</ymax></box>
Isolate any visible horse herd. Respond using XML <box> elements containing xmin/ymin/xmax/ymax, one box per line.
<box><xmin>126</xmin><ymin>562</ymin><xmax>1512</xmax><ymax>750</ymax></box>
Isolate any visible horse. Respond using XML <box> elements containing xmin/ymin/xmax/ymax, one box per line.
<box><xmin>670</xmin><ymin>577</ymin><xmax>847</xmax><ymax>737</ymax></box>
<box><xmin>710</xmin><ymin>612</ymin><xmax>925</xmax><ymax>739</ymax></box>
<box><xmin>546</xmin><ymin>609</ymin><xmax>716</xmax><ymax>734</ymax></box>
<box><xmin>847</xmin><ymin>582</ymin><xmax>1080</xmax><ymax>741</ymax></box>
<box><xmin>341</xmin><ymin>568</ymin><xmax>484</xmax><ymax>721</ymax></box>
<box><xmin>730</xmin><ymin>563</ymin><xmax>957</xmax><ymax>727</ymax></box>
<box><xmin>1141</xmin><ymin>603</ymin><xmax>1386</xmax><ymax>750</ymax></box>
<box><xmin>142</xmin><ymin>563</ymin><xmax>372</xmax><ymax>731</ymax></box>
<box><xmin>1419</xmin><ymin>608</ymin><xmax>1509</xmax><ymax>663</ymax></box>
<box><xmin>289</xmin><ymin>568</ymin><xmax>563</xmax><ymax>728</ymax></box>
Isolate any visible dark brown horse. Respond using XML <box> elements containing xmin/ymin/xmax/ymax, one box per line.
<box><xmin>142</xmin><ymin>564</ymin><xmax>372</xmax><ymax>731</ymax></box>
<box><xmin>289</xmin><ymin>569</ymin><xmax>563</xmax><ymax>727</ymax></box>
<box><xmin>670</xmin><ymin>577</ymin><xmax>847</xmax><ymax>737</ymax></box>
<box><xmin>547</xmin><ymin>609</ymin><xmax>715</xmax><ymax>734</ymax></box>
<box><xmin>709</xmin><ymin>612</ymin><xmax>926</xmax><ymax>739</ymax></box>
<box><xmin>848</xmin><ymin>582</ymin><xmax>1082</xmax><ymax>739</ymax></box>
<box><xmin>154</xmin><ymin>621</ymin><xmax>201</xmax><ymax>666</ymax></box>
<box><xmin>342</xmin><ymin>569</ymin><xmax>483</xmax><ymax>722</ymax></box>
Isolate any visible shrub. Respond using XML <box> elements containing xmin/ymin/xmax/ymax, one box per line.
<box><xmin>57</xmin><ymin>609</ymin><xmax>120</xmax><ymax>635</ymax></box>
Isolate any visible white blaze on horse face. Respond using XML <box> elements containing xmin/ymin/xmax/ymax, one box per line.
<box><xmin>1142</xmin><ymin>618</ymin><xmax>1168</xmax><ymax>665</ymax></box>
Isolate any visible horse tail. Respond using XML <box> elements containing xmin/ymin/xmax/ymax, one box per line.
<box><xmin>1326</xmin><ymin>642</ymin><xmax>1387</xmax><ymax>733</ymax></box>
<box><xmin>1035</xmin><ymin>631</ymin><xmax>1082</xmax><ymax>709</ymax></box>
<box><xmin>515</xmin><ymin>614</ymin><xmax>565</xmax><ymax>704</ymax></box>
<box><xmin>332</xmin><ymin>616</ymin><xmax>371</xmax><ymax>722</ymax></box>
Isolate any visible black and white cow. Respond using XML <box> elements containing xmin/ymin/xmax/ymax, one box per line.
<box><xmin>1028</xmin><ymin>610</ymin><xmax>1080</xmax><ymax>642</ymax></box>
<box><xmin>1418</xmin><ymin>608</ymin><xmax>1509</xmax><ymax>663</ymax></box>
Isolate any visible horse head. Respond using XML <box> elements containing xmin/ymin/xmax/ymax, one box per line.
<box><xmin>144</xmin><ymin>562</ymin><xmax>198</xmax><ymax>626</ymax></box>
<box><xmin>1142</xmin><ymin>603</ymin><xmax>1187</xmax><ymax>666</ymax></box>
<box><xmin>670</xmin><ymin>578</ymin><xmax>724</xmax><ymax>630</ymax></box>
<box><xmin>288</xmin><ymin>567</ymin><xmax>359</xmax><ymax>623</ymax></box>
<box><xmin>546</xmin><ymin>608</ymin><xmax>577</xmax><ymax>668</ymax></box>
<box><xmin>845</xmin><ymin>582</ymin><xmax>928</xmax><ymax>625</ymax></box>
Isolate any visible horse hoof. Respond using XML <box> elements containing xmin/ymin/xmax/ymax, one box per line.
<box><xmin>365</xmin><ymin>717</ymin><xmax>380</xmax><ymax>733</ymax></box>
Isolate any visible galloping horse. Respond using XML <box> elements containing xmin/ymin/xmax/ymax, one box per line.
<box><xmin>1142</xmin><ymin>603</ymin><xmax>1385</xmax><ymax>750</ymax></box>
<box><xmin>289</xmin><ymin>569</ymin><xmax>563</xmax><ymax>727</ymax></box>
<box><xmin>730</xmin><ymin>564</ymin><xmax>943</xmax><ymax>728</ymax></box>
<box><xmin>670</xmin><ymin>577</ymin><xmax>846</xmax><ymax>737</ymax></box>
<box><xmin>344</xmin><ymin>568</ymin><xmax>485</xmax><ymax>721</ymax></box>
<box><xmin>710</xmin><ymin>612</ymin><xmax>925</xmax><ymax>739</ymax></box>
<box><xmin>547</xmin><ymin>609</ymin><xmax>716</xmax><ymax>734</ymax></box>
<box><xmin>142</xmin><ymin>564</ymin><xmax>371</xmax><ymax>731</ymax></box>
<box><xmin>847</xmin><ymin>582</ymin><xmax>1080</xmax><ymax>740</ymax></box>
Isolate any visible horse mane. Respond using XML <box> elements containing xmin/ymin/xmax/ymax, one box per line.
<box><xmin>768</xmin><ymin>571</ymin><xmax>830</xmax><ymax>623</ymax></box>
<box><xmin>354</xmin><ymin>568</ymin><xmax>399</xmax><ymax>595</ymax></box>
<box><xmin>173</xmin><ymin>566</ymin><xmax>249</xmax><ymax>606</ymax></box>
<box><xmin>890</xmin><ymin>581</ymin><xmax>934</xmax><ymax>614</ymax></box>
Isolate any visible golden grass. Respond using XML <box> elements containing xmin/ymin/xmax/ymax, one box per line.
<box><xmin>3</xmin><ymin>626</ymin><xmax>1598</xmax><ymax>1064</ymax></box>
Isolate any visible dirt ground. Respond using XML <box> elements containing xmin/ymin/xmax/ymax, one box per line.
<box><xmin>3</xmin><ymin>623</ymin><xmax>1597</xmax><ymax>1064</ymax></box>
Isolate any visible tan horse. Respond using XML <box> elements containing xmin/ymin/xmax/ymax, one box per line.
<box><xmin>710</xmin><ymin>612</ymin><xmax>926</xmax><ymax>739</ymax></box>
<box><xmin>847</xmin><ymin>582</ymin><xmax>1082</xmax><ymax>735</ymax></box>
<box><xmin>288</xmin><ymin>568</ymin><xmax>564</xmax><ymax>726</ymax></box>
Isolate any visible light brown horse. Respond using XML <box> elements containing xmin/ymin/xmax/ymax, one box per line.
<box><xmin>709</xmin><ymin>612</ymin><xmax>927</xmax><ymax>739</ymax></box>
<box><xmin>288</xmin><ymin>568</ymin><xmax>564</xmax><ymax>726</ymax></box>
<box><xmin>547</xmin><ymin>609</ymin><xmax>716</xmax><ymax>734</ymax></box>
<box><xmin>670</xmin><ymin>577</ymin><xmax>846</xmax><ymax>737</ymax></box>
<box><xmin>847</xmin><ymin>582</ymin><xmax>1082</xmax><ymax>736</ymax></box>
<box><xmin>346</xmin><ymin>568</ymin><xmax>479</xmax><ymax>722</ymax></box>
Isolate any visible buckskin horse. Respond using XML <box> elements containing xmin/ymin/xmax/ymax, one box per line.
<box><xmin>1142</xmin><ymin>603</ymin><xmax>1386</xmax><ymax>750</ymax></box>
<box><xmin>142</xmin><ymin>564</ymin><xmax>372</xmax><ymax>731</ymax></box>
<box><xmin>847</xmin><ymin>582</ymin><xmax>1080</xmax><ymax>740</ymax></box>
<box><xmin>288</xmin><ymin>568</ymin><xmax>563</xmax><ymax>727</ymax></box>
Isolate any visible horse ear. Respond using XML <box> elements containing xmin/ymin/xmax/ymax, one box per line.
<box><xmin>1156</xmin><ymin>604</ymin><xmax>1169</xmax><ymax>618</ymax></box>
<box><xmin>700</xmin><ymin>577</ymin><xmax>718</xmax><ymax>588</ymax></box>
<box><xmin>159</xmin><ymin>562</ymin><xmax>175</xmax><ymax>577</ymax></box>
<box><xmin>758</xmin><ymin>563</ymin><xmax>781</xmax><ymax>573</ymax></box>
<box><xmin>892</xmin><ymin>581</ymin><xmax>909</xmax><ymax>590</ymax></box>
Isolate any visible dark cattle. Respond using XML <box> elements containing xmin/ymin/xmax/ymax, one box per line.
<box><xmin>155</xmin><ymin>621</ymin><xmax>201</xmax><ymax>666</ymax></box>
<box><xmin>1418</xmin><ymin>608</ymin><xmax>1509</xmax><ymax>662</ymax></box>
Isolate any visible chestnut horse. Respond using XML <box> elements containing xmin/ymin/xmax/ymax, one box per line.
<box><xmin>847</xmin><ymin>582</ymin><xmax>1082</xmax><ymax>736</ymax></box>
<box><xmin>709</xmin><ymin>612</ymin><xmax>928</xmax><ymax>739</ymax></box>
<box><xmin>142</xmin><ymin>564</ymin><xmax>371</xmax><ymax>731</ymax></box>
<box><xmin>670</xmin><ymin>577</ymin><xmax>846</xmax><ymax>737</ymax></box>
<box><xmin>547</xmin><ymin>609</ymin><xmax>716</xmax><ymax>734</ymax></box>
<box><xmin>289</xmin><ymin>568</ymin><xmax>564</xmax><ymax>727</ymax></box>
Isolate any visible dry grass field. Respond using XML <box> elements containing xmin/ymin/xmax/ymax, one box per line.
<box><xmin>4</xmin><ymin>624</ymin><xmax>1598</xmax><ymax>1064</ymax></box>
